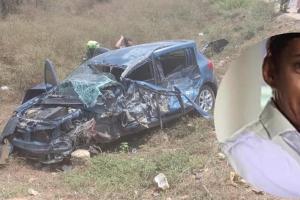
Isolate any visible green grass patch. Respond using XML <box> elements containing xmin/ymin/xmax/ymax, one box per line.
<box><xmin>64</xmin><ymin>150</ymin><xmax>203</xmax><ymax>197</ymax></box>
<box><xmin>213</xmin><ymin>0</ymin><xmax>250</xmax><ymax>10</ymax></box>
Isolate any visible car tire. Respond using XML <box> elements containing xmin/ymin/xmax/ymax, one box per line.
<box><xmin>195</xmin><ymin>85</ymin><xmax>215</xmax><ymax>116</ymax></box>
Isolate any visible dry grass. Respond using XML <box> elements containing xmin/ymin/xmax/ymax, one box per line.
<box><xmin>0</xmin><ymin>0</ymin><xmax>276</xmax><ymax>94</ymax></box>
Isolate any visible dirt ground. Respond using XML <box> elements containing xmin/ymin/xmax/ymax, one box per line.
<box><xmin>0</xmin><ymin>14</ymin><xmax>299</xmax><ymax>200</ymax></box>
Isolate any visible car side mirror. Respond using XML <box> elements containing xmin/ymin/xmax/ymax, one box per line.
<box><xmin>44</xmin><ymin>59</ymin><xmax>59</xmax><ymax>91</ymax></box>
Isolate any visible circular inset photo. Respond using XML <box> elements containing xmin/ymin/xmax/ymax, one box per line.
<box><xmin>214</xmin><ymin>32</ymin><xmax>300</xmax><ymax>198</ymax></box>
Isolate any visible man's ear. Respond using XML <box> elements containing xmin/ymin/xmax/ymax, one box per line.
<box><xmin>262</xmin><ymin>56</ymin><xmax>277</xmax><ymax>88</ymax></box>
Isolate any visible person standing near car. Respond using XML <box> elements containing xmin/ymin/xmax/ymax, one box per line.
<box><xmin>115</xmin><ymin>35</ymin><xmax>134</xmax><ymax>49</ymax></box>
<box><xmin>85</xmin><ymin>40</ymin><xmax>109</xmax><ymax>60</ymax></box>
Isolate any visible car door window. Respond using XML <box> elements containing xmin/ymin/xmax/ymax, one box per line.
<box><xmin>126</xmin><ymin>61</ymin><xmax>154</xmax><ymax>83</ymax></box>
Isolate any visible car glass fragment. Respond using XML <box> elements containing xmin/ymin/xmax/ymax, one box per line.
<box><xmin>54</xmin><ymin>72</ymin><xmax>120</xmax><ymax>108</ymax></box>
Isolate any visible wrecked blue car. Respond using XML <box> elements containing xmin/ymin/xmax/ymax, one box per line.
<box><xmin>1</xmin><ymin>40</ymin><xmax>218</xmax><ymax>163</ymax></box>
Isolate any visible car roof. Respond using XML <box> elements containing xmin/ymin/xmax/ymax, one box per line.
<box><xmin>88</xmin><ymin>40</ymin><xmax>195</xmax><ymax>69</ymax></box>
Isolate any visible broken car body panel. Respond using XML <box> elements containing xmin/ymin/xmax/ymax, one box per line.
<box><xmin>1</xmin><ymin>40</ymin><xmax>218</xmax><ymax>163</ymax></box>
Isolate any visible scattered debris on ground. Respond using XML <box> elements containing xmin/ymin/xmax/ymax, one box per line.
<box><xmin>154</xmin><ymin>173</ymin><xmax>170</xmax><ymax>190</ymax></box>
<box><xmin>71</xmin><ymin>149</ymin><xmax>91</xmax><ymax>166</ymax></box>
<box><xmin>0</xmin><ymin>86</ymin><xmax>9</xmax><ymax>91</ymax></box>
<box><xmin>229</xmin><ymin>172</ymin><xmax>247</xmax><ymax>187</ymax></box>
<box><xmin>217</xmin><ymin>152</ymin><xmax>226</xmax><ymax>160</ymax></box>
<box><xmin>27</xmin><ymin>188</ymin><xmax>39</xmax><ymax>196</ymax></box>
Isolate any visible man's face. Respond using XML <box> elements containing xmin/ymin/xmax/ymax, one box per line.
<box><xmin>267</xmin><ymin>38</ymin><xmax>300</xmax><ymax>129</ymax></box>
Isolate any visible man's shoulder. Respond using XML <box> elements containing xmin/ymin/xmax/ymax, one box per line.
<box><xmin>221</xmin><ymin>119</ymin><xmax>270</xmax><ymax>159</ymax></box>
<box><xmin>239</xmin><ymin>120</ymin><xmax>262</xmax><ymax>133</ymax></box>
<box><xmin>227</xmin><ymin>119</ymin><xmax>268</xmax><ymax>143</ymax></box>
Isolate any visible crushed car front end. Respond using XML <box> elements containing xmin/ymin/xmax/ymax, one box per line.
<box><xmin>1</xmin><ymin>71</ymin><xmax>124</xmax><ymax>163</ymax></box>
<box><xmin>11</xmin><ymin>102</ymin><xmax>82</xmax><ymax>163</ymax></box>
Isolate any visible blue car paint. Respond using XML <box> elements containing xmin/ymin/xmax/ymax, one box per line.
<box><xmin>151</xmin><ymin>41</ymin><xmax>217</xmax><ymax>113</ymax></box>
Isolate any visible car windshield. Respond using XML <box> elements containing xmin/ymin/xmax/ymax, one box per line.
<box><xmin>51</xmin><ymin>64</ymin><xmax>119</xmax><ymax>107</ymax></box>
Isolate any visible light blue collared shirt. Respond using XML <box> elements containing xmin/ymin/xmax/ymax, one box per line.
<box><xmin>222</xmin><ymin>100</ymin><xmax>300</xmax><ymax>198</ymax></box>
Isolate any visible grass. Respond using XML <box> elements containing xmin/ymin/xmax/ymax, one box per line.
<box><xmin>0</xmin><ymin>185</ymin><xmax>27</xmax><ymax>199</ymax></box>
<box><xmin>205</xmin><ymin>0</ymin><xmax>276</xmax><ymax>42</ymax></box>
<box><xmin>65</xmin><ymin>148</ymin><xmax>204</xmax><ymax>198</ymax></box>
<box><xmin>213</xmin><ymin>0</ymin><xmax>251</xmax><ymax>10</ymax></box>
<box><xmin>63</xmin><ymin>117</ymin><xmax>211</xmax><ymax>199</ymax></box>
<box><xmin>0</xmin><ymin>0</ymin><xmax>276</xmax><ymax>95</ymax></box>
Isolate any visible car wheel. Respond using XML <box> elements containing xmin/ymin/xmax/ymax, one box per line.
<box><xmin>196</xmin><ymin>85</ymin><xmax>215</xmax><ymax>115</ymax></box>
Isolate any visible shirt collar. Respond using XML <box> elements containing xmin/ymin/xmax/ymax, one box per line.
<box><xmin>259</xmin><ymin>99</ymin><xmax>297</xmax><ymax>139</ymax></box>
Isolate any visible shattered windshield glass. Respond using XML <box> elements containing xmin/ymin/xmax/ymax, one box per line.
<box><xmin>52</xmin><ymin>64</ymin><xmax>119</xmax><ymax>107</ymax></box>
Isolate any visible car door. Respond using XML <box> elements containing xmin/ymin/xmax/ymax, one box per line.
<box><xmin>153</xmin><ymin>47</ymin><xmax>201</xmax><ymax>117</ymax></box>
<box><xmin>121</xmin><ymin>60</ymin><xmax>163</xmax><ymax>130</ymax></box>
